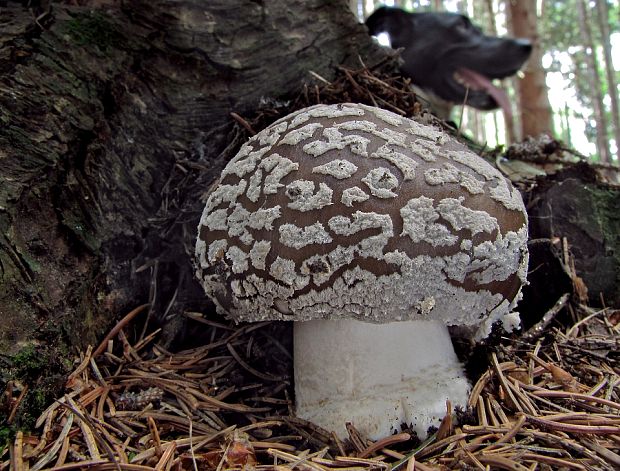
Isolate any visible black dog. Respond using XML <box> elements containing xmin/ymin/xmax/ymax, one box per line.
<box><xmin>365</xmin><ymin>6</ymin><xmax>532</xmax><ymax>118</ymax></box>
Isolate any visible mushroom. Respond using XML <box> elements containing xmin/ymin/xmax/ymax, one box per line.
<box><xmin>195</xmin><ymin>103</ymin><xmax>529</xmax><ymax>439</ymax></box>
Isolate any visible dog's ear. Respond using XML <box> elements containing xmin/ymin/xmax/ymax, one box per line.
<box><xmin>365</xmin><ymin>6</ymin><xmax>390</xmax><ymax>36</ymax></box>
<box><xmin>366</xmin><ymin>7</ymin><xmax>414</xmax><ymax>35</ymax></box>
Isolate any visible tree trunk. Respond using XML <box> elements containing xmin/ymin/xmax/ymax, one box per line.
<box><xmin>349</xmin><ymin>0</ymin><xmax>360</xmax><ymax>18</ymax></box>
<box><xmin>0</xmin><ymin>1</ymin><xmax>386</xmax><ymax>365</ymax></box>
<box><xmin>577</xmin><ymin>0</ymin><xmax>610</xmax><ymax>163</ymax></box>
<box><xmin>595</xmin><ymin>0</ymin><xmax>620</xmax><ymax>162</ymax></box>
<box><xmin>507</xmin><ymin>0</ymin><xmax>553</xmax><ymax>139</ymax></box>
<box><xmin>563</xmin><ymin>102</ymin><xmax>572</xmax><ymax>149</ymax></box>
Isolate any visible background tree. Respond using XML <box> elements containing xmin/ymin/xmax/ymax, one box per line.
<box><xmin>595</xmin><ymin>0</ymin><xmax>620</xmax><ymax>161</ymax></box>
<box><xmin>541</xmin><ymin>1</ymin><xmax>591</xmax><ymax>152</ymax></box>
<box><xmin>484</xmin><ymin>0</ymin><xmax>510</xmax><ymax>144</ymax></box>
<box><xmin>507</xmin><ymin>0</ymin><xmax>554</xmax><ymax>139</ymax></box>
<box><xmin>577</xmin><ymin>0</ymin><xmax>611</xmax><ymax>162</ymax></box>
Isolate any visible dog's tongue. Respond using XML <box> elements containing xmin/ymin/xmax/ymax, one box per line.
<box><xmin>458</xmin><ymin>68</ymin><xmax>512</xmax><ymax>118</ymax></box>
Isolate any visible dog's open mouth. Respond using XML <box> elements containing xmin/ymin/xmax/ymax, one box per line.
<box><xmin>453</xmin><ymin>68</ymin><xmax>512</xmax><ymax>117</ymax></box>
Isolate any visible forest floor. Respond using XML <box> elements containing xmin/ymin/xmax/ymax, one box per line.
<box><xmin>2</xmin><ymin>296</ymin><xmax>619</xmax><ymax>470</ymax></box>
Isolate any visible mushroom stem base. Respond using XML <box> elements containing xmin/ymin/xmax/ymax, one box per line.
<box><xmin>294</xmin><ymin>318</ymin><xmax>470</xmax><ymax>440</ymax></box>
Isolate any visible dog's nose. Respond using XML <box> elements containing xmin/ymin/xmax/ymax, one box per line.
<box><xmin>515</xmin><ymin>38</ymin><xmax>533</xmax><ymax>53</ymax></box>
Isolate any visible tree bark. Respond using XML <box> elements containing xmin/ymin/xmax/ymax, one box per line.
<box><xmin>526</xmin><ymin>164</ymin><xmax>620</xmax><ymax>307</ymax></box>
<box><xmin>595</xmin><ymin>0</ymin><xmax>620</xmax><ymax>162</ymax></box>
<box><xmin>0</xmin><ymin>0</ymin><xmax>386</xmax><ymax>364</ymax></box>
<box><xmin>507</xmin><ymin>0</ymin><xmax>554</xmax><ymax>139</ymax></box>
<box><xmin>349</xmin><ymin>0</ymin><xmax>360</xmax><ymax>18</ymax></box>
<box><xmin>576</xmin><ymin>0</ymin><xmax>610</xmax><ymax>163</ymax></box>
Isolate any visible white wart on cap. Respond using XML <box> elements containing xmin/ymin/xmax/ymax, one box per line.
<box><xmin>195</xmin><ymin>103</ymin><xmax>529</xmax><ymax>439</ymax></box>
<box><xmin>195</xmin><ymin>103</ymin><xmax>528</xmax><ymax>330</ymax></box>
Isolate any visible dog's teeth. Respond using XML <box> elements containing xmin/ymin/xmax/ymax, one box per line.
<box><xmin>516</xmin><ymin>70</ymin><xmax>525</xmax><ymax>79</ymax></box>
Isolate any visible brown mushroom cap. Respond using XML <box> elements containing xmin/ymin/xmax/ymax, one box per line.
<box><xmin>195</xmin><ymin>103</ymin><xmax>528</xmax><ymax>327</ymax></box>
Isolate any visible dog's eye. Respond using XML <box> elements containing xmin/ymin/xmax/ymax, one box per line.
<box><xmin>455</xmin><ymin>16</ymin><xmax>471</xmax><ymax>31</ymax></box>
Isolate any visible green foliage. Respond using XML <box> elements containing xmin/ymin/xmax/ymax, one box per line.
<box><xmin>62</xmin><ymin>12</ymin><xmax>121</xmax><ymax>53</ymax></box>
<box><xmin>605</xmin><ymin>0</ymin><xmax>620</xmax><ymax>34</ymax></box>
<box><xmin>0</xmin><ymin>426</ymin><xmax>12</xmax><ymax>457</ymax></box>
<box><xmin>1</xmin><ymin>343</ymin><xmax>71</xmax><ymax>431</ymax></box>
<box><xmin>11</xmin><ymin>344</ymin><xmax>45</xmax><ymax>375</ymax></box>
<box><xmin>542</xmin><ymin>0</ymin><xmax>581</xmax><ymax>52</ymax></box>
<box><xmin>542</xmin><ymin>0</ymin><xmax>619</xmax><ymax>161</ymax></box>
<box><xmin>543</xmin><ymin>0</ymin><xmax>618</xmax><ymax>51</ymax></box>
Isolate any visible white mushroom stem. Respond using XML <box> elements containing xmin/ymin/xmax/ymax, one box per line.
<box><xmin>294</xmin><ymin>319</ymin><xmax>471</xmax><ymax>440</ymax></box>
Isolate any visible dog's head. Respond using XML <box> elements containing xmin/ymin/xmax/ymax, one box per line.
<box><xmin>366</xmin><ymin>7</ymin><xmax>532</xmax><ymax>116</ymax></box>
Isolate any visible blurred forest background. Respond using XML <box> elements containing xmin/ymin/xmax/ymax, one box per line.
<box><xmin>351</xmin><ymin>0</ymin><xmax>620</xmax><ymax>164</ymax></box>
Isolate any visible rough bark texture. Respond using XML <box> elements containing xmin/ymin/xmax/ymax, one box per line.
<box><xmin>0</xmin><ymin>0</ymin><xmax>386</xmax><ymax>367</ymax></box>
<box><xmin>526</xmin><ymin>164</ymin><xmax>620</xmax><ymax>307</ymax></box>
<box><xmin>507</xmin><ymin>0</ymin><xmax>553</xmax><ymax>139</ymax></box>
